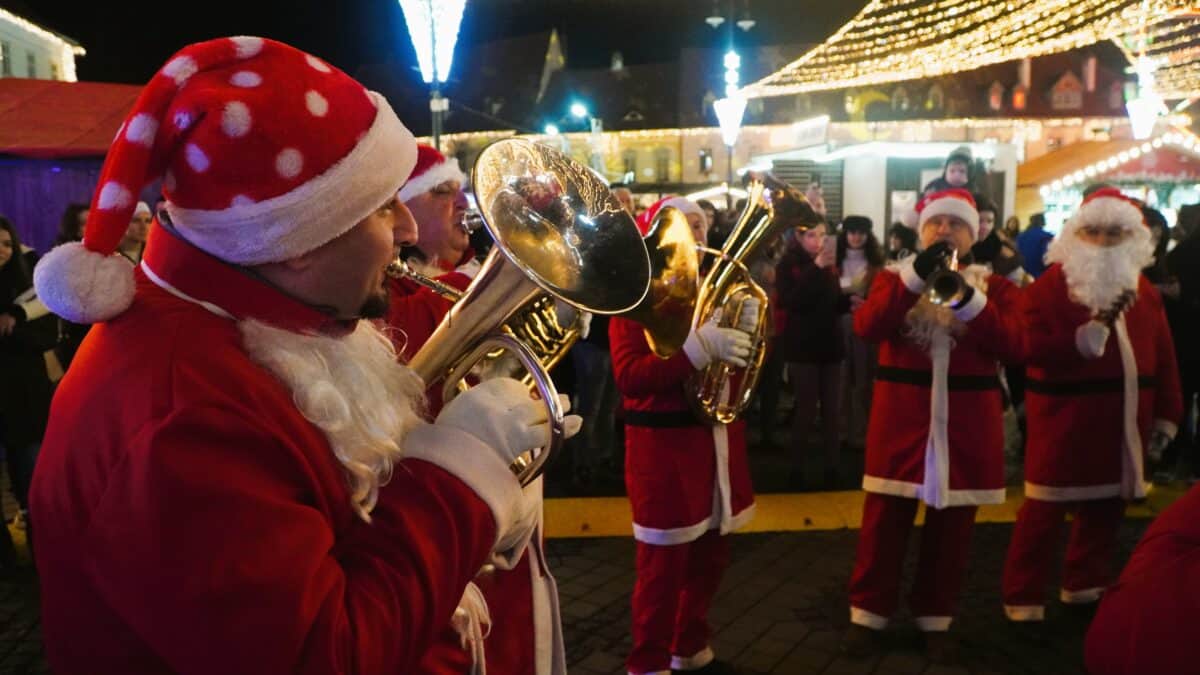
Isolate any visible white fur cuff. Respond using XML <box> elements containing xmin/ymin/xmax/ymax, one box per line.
<box><xmin>399</xmin><ymin>158</ymin><xmax>468</xmax><ymax>203</ymax></box>
<box><xmin>1075</xmin><ymin>321</ymin><xmax>1110</xmax><ymax>359</ymax></box>
<box><xmin>952</xmin><ymin>287</ymin><xmax>987</xmax><ymax>322</ymax></box>
<box><xmin>402</xmin><ymin>422</ymin><xmax>524</xmax><ymax>553</ymax></box>
<box><xmin>897</xmin><ymin>257</ymin><xmax>925</xmax><ymax>294</ymax></box>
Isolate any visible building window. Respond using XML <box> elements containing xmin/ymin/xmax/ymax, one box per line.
<box><xmin>654</xmin><ymin>148</ymin><xmax>670</xmax><ymax>182</ymax></box>
<box><xmin>1</xmin><ymin>43</ymin><xmax>11</xmax><ymax>77</ymax></box>
<box><xmin>699</xmin><ymin>148</ymin><xmax>714</xmax><ymax>174</ymax></box>
<box><xmin>26</xmin><ymin>51</ymin><xmax>36</xmax><ymax>78</ymax></box>
<box><xmin>622</xmin><ymin>150</ymin><xmax>638</xmax><ymax>178</ymax></box>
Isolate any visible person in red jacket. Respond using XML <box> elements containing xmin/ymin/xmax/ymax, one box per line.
<box><xmin>612</xmin><ymin>197</ymin><xmax>764</xmax><ymax>675</ymax></box>
<box><xmin>390</xmin><ymin>145</ymin><xmax>569</xmax><ymax>675</ymax></box>
<box><xmin>1001</xmin><ymin>188</ymin><xmax>1182</xmax><ymax>623</ymax></box>
<box><xmin>1084</xmin><ymin>482</ymin><xmax>1200</xmax><ymax>674</ymax></box>
<box><xmin>845</xmin><ymin>189</ymin><xmax>1025</xmax><ymax>662</ymax></box>
<box><xmin>28</xmin><ymin>38</ymin><xmax>563</xmax><ymax>674</ymax></box>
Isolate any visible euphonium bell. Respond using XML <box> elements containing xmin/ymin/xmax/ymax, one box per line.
<box><xmin>686</xmin><ymin>173</ymin><xmax>822</xmax><ymax>425</ymax></box>
<box><xmin>406</xmin><ymin>139</ymin><xmax>651</xmax><ymax>485</ymax></box>
<box><xmin>618</xmin><ymin>205</ymin><xmax>700</xmax><ymax>359</ymax></box>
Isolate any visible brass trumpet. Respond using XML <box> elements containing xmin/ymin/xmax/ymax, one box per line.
<box><xmin>406</xmin><ymin>139</ymin><xmax>651</xmax><ymax>485</ymax></box>
<box><xmin>925</xmin><ymin>249</ymin><xmax>968</xmax><ymax>307</ymax></box>
<box><xmin>687</xmin><ymin>174</ymin><xmax>821</xmax><ymax>424</ymax></box>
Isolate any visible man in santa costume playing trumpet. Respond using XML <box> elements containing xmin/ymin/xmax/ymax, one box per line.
<box><xmin>28</xmin><ymin>37</ymin><xmax>574</xmax><ymax>674</ymax></box>
<box><xmin>1001</xmin><ymin>187</ymin><xmax>1182</xmax><ymax>623</ymax></box>
<box><xmin>845</xmin><ymin>188</ymin><xmax>1024</xmax><ymax>662</ymax></box>
<box><xmin>388</xmin><ymin>144</ymin><xmax>568</xmax><ymax>675</ymax></box>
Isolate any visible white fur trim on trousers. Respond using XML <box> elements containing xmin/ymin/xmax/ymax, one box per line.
<box><xmin>1115</xmin><ymin>316</ymin><xmax>1149</xmax><ymax>499</ymax></box>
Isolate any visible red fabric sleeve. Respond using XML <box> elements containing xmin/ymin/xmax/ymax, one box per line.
<box><xmin>1085</xmin><ymin>486</ymin><xmax>1200</xmax><ymax>675</ymax></box>
<box><xmin>852</xmin><ymin>270</ymin><xmax>920</xmax><ymax>343</ymax></box>
<box><xmin>1021</xmin><ymin>267</ymin><xmax>1092</xmax><ymax>368</ymax></box>
<box><xmin>80</xmin><ymin>405</ymin><xmax>495</xmax><ymax>675</ymax></box>
<box><xmin>961</xmin><ymin>275</ymin><xmax>1027</xmax><ymax>365</ymax></box>
<box><xmin>609</xmin><ymin>316</ymin><xmax>695</xmax><ymax>398</ymax></box>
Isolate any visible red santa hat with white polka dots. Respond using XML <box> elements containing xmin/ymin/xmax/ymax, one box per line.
<box><xmin>398</xmin><ymin>143</ymin><xmax>467</xmax><ymax>203</ymax></box>
<box><xmin>1063</xmin><ymin>186</ymin><xmax>1147</xmax><ymax>235</ymax></box>
<box><xmin>34</xmin><ymin>36</ymin><xmax>417</xmax><ymax>323</ymax></box>
<box><xmin>916</xmin><ymin>188</ymin><xmax>980</xmax><ymax>241</ymax></box>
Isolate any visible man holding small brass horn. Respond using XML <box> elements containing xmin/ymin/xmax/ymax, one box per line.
<box><xmin>845</xmin><ymin>189</ymin><xmax>1024</xmax><ymax>663</ymax></box>
<box><xmin>28</xmin><ymin>38</ymin><xmax>558</xmax><ymax>674</ymax></box>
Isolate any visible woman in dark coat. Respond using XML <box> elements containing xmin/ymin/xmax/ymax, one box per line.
<box><xmin>776</xmin><ymin>222</ymin><xmax>848</xmax><ymax>489</ymax></box>
<box><xmin>0</xmin><ymin>216</ymin><xmax>54</xmax><ymax>569</ymax></box>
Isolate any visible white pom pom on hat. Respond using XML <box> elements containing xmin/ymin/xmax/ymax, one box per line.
<box><xmin>34</xmin><ymin>36</ymin><xmax>418</xmax><ymax>324</ymax></box>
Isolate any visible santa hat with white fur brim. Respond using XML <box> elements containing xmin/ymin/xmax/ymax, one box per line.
<box><xmin>398</xmin><ymin>144</ymin><xmax>467</xmax><ymax>203</ymax></box>
<box><xmin>916</xmin><ymin>188</ymin><xmax>980</xmax><ymax>241</ymax></box>
<box><xmin>34</xmin><ymin>36</ymin><xmax>417</xmax><ymax>324</ymax></box>
<box><xmin>1061</xmin><ymin>187</ymin><xmax>1146</xmax><ymax>235</ymax></box>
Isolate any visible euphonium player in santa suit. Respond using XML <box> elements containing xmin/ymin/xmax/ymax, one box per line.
<box><xmin>28</xmin><ymin>37</ymin><xmax>578</xmax><ymax>674</ymax></box>
<box><xmin>845</xmin><ymin>189</ymin><xmax>1025</xmax><ymax>662</ymax></box>
<box><xmin>613</xmin><ymin>196</ymin><xmax>757</xmax><ymax>675</ymax></box>
<box><xmin>1001</xmin><ymin>188</ymin><xmax>1182</xmax><ymax>622</ymax></box>
<box><xmin>387</xmin><ymin>145</ymin><xmax>568</xmax><ymax>675</ymax></box>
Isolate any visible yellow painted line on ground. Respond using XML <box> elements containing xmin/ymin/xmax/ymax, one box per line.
<box><xmin>543</xmin><ymin>485</ymin><xmax>1188</xmax><ymax>539</ymax></box>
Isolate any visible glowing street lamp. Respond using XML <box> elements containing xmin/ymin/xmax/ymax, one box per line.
<box><xmin>544</xmin><ymin>123</ymin><xmax>560</xmax><ymax>135</ymax></box>
<box><xmin>714</xmin><ymin>95</ymin><xmax>747</xmax><ymax>208</ymax></box>
<box><xmin>398</xmin><ymin>0</ymin><xmax>468</xmax><ymax>150</ymax></box>
<box><xmin>570</xmin><ymin>102</ymin><xmax>589</xmax><ymax>119</ymax></box>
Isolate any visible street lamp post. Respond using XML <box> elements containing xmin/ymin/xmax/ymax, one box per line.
<box><xmin>708</xmin><ymin>2</ymin><xmax>753</xmax><ymax>208</ymax></box>
<box><xmin>399</xmin><ymin>0</ymin><xmax>468</xmax><ymax>151</ymax></box>
<box><xmin>714</xmin><ymin>95</ymin><xmax>747</xmax><ymax>210</ymax></box>
<box><xmin>571</xmin><ymin>101</ymin><xmax>606</xmax><ymax>176</ymax></box>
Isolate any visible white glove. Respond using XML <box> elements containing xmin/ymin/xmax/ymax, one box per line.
<box><xmin>735</xmin><ymin>296</ymin><xmax>761</xmax><ymax>334</ymax></box>
<box><xmin>682</xmin><ymin>310</ymin><xmax>753</xmax><ymax>369</ymax></box>
<box><xmin>1075</xmin><ymin>321</ymin><xmax>1110</xmax><ymax>359</ymax></box>
<box><xmin>435</xmin><ymin>378</ymin><xmax>582</xmax><ymax>466</ymax></box>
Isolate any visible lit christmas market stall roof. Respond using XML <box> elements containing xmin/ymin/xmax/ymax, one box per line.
<box><xmin>740</xmin><ymin>0</ymin><xmax>1191</xmax><ymax>99</ymax></box>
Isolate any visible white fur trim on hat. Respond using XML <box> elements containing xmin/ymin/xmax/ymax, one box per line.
<box><xmin>33</xmin><ymin>242</ymin><xmax>137</xmax><ymax>323</ymax></box>
<box><xmin>163</xmin><ymin>92</ymin><xmax>417</xmax><ymax>265</ymax></box>
<box><xmin>918</xmin><ymin>195</ymin><xmax>980</xmax><ymax>241</ymax></box>
<box><xmin>1061</xmin><ymin>194</ymin><xmax>1145</xmax><ymax>236</ymax></box>
<box><xmin>134</xmin><ymin>201</ymin><xmax>152</xmax><ymax>217</ymax></box>
<box><xmin>398</xmin><ymin>157</ymin><xmax>468</xmax><ymax>203</ymax></box>
<box><xmin>660</xmin><ymin>196</ymin><xmax>705</xmax><ymax>222</ymax></box>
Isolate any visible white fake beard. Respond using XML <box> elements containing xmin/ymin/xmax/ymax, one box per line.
<box><xmin>903</xmin><ymin>264</ymin><xmax>990</xmax><ymax>351</ymax></box>
<box><xmin>1045</xmin><ymin>228</ymin><xmax>1153</xmax><ymax>314</ymax></box>
<box><xmin>240</xmin><ymin>319</ymin><xmax>427</xmax><ymax>522</ymax></box>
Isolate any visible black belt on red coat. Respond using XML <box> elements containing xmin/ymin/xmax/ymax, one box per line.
<box><xmin>1026</xmin><ymin>375</ymin><xmax>1156</xmax><ymax>396</ymax></box>
<box><xmin>874</xmin><ymin>366</ymin><xmax>1001</xmax><ymax>391</ymax></box>
<box><xmin>622</xmin><ymin>409</ymin><xmax>705</xmax><ymax>428</ymax></box>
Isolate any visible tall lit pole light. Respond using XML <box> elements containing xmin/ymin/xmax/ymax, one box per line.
<box><xmin>399</xmin><ymin>0</ymin><xmax>467</xmax><ymax>150</ymax></box>
<box><xmin>714</xmin><ymin>94</ymin><xmax>747</xmax><ymax>209</ymax></box>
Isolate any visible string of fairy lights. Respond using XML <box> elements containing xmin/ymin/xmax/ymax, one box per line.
<box><xmin>740</xmin><ymin>0</ymin><xmax>1192</xmax><ymax>98</ymax></box>
<box><xmin>1114</xmin><ymin>11</ymin><xmax>1200</xmax><ymax>100</ymax></box>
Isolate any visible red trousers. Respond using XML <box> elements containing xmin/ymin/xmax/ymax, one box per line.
<box><xmin>628</xmin><ymin>530</ymin><xmax>730</xmax><ymax>674</ymax></box>
<box><xmin>848</xmin><ymin>492</ymin><xmax>978</xmax><ymax>631</ymax></box>
<box><xmin>1001</xmin><ymin>496</ymin><xmax>1125</xmax><ymax>620</ymax></box>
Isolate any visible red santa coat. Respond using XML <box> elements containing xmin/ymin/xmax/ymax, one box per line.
<box><xmin>1022</xmin><ymin>265</ymin><xmax>1183</xmax><ymax>501</ymax></box>
<box><xmin>388</xmin><ymin>270</ymin><xmax>564</xmax><ymax>675</ymax></box>
<box><xmin>1084</xmin><ymin>483</ymin><xmax>1200</xmax><ymax>675</ymax></box>
<box><xmin>30</xmin><ymin>226</ymin><xmax>522</xmax><ymax>674</ymax></box>
<box><xmin>610</xmin><ymin>317</ymin><xmax>755</xmax><ymax>543</ymax></box>
<box><xmin>854</xmin><ymin>263</ymin><xmax>1024</xmax><ymax>508</ymax></box>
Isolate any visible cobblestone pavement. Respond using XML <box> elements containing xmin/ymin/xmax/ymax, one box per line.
<box><xmin>0</xmin><ymin>518</ymin><xmax>1148</xmax><ymax>674</ymax></box>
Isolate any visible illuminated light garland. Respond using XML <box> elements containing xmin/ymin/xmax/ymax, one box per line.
<box><xmin>1114</xmin><ymin>12</ymin><xmax>1200</xmax><ymax>98</ymax></box>
<box><xmin>741</xmin><ymin>0</ymin><xmax>1193</xmax><ymax>99</ymax></box>
<box><xmin>0</xmin><ymin>7</ymin><xmax>85</xmax><ymax>81</ymax></box>
<box><xmin>1037</xmin><ymin>127</ymin><xmax>1200</xmax><ymax>195</ymax></box>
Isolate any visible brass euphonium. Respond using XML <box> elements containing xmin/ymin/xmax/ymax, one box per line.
<box><xmin>686</xmin><ymin>174</ymin><xmax>821</xmax><ymax>424</ymax></box>
<box><xmin>619</xmin><ymin>205</ymin><xmax>700</xmax><ymax>358</ymax></box>
<box><xmin>404</xmin><ymin>139</ymin><xmax>651</xmax><ymax>485</ymax></box>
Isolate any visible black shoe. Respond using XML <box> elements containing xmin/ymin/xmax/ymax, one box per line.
<box><xmin>840</xmin><ymin>624</ymin><xmax>884</xmax><ymax>659</ymax></box>
<box><xmin>922</xmin><ymin>631</ymin><xmax>959</xmax><ymax>665</ymax></box>
<box><xmin>672</xmin><ymin>658</ymin><xmax>738</xmax><ymax>674</ymax></box>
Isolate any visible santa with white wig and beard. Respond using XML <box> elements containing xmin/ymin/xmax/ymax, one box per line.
<box><xmin>845</xmin><ymin>188</ymin><xmax>1025</xmax><ymax>663</ymax></box>
<box><xmin>1001</xmin><ymin>187</ymin><xmax>1182</xmax><ymax>623</ymax></box>
<box><xmin>27</xmin><ymin>37</ymin><xmax>576</xmax><ymax>674</ymax></box>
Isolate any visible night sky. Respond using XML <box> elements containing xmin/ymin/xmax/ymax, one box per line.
<box><xmin>7</xmin><ymin>0</ymin><xmax>860</xmax><ymax>84</ymax></box>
